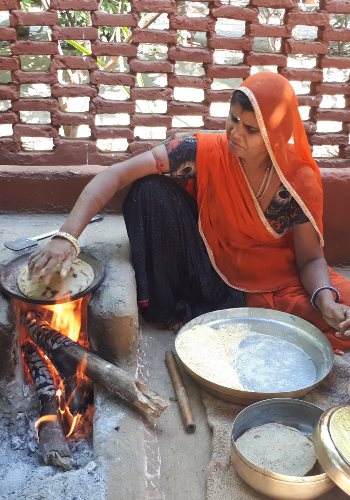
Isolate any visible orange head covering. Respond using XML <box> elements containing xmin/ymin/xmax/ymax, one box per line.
<box><xmin>195</xmin><ymin>71</ymin><xmax>324</xmax><ymax>292</ymax></box>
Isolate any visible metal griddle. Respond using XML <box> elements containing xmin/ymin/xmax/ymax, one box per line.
<box><xmin>0</xmin><ymin>251</ymin><xmax>104</xmax><ymax>305</ymax></box>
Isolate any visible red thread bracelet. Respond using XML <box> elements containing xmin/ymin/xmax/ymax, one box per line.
<box><xmin>151</xmin><ymin>149</ymin><xmax>164</xmax><ymax>175</ymax></box>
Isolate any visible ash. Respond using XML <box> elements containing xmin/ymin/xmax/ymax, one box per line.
<box><xmin>0</xmin><ymin>379</ymin><xmax>106</xmax><ymax>500</ymax></box>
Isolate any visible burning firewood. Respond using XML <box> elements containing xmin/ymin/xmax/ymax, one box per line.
<box><xmin>21</xmin><ymin>311</ymin><xmax>169</xmax><ymax>418</ymax></box>
<box><xmin>22</xmin><ymin>341</ymin><xmax>73</xmax><ymax>471</ymax></box>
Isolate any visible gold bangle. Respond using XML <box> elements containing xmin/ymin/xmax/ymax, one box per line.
<box><xmin>52</xmin><ymin>231</ymin><xmax>80</xmax><ymax>256</ymax></box>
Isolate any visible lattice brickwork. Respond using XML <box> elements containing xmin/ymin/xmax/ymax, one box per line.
<box><xmin>0</xmin><ymin>0</ymin><xmax>349</xmax><ymax>167</ymax></box>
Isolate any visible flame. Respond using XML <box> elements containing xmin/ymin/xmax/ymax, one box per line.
<box><xmin>42</xmin><ymin>298</ymin><xmax>83</xmax><ymax>342</ymax></box>
<box><xmin>17</xmin><ymin>296</ymin><xmax>93</xmax><ymax>439</ymax></box>
<box><xmin>34</xmin><ymin>414</ymin><xmax>57</xmax><ymax>436</ymax></box>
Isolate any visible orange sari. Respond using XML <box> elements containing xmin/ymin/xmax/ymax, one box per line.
<box><xmin>195</xmin><ymin>72</ymin><xmax>350</xmax><ymax>351</ymax></box>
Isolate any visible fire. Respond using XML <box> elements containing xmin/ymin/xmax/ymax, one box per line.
<box><xmin>15</xmin><ymin>295</ymin><xmax>93</xmax><ymax>439</ymax></box>
<box><xmin>42</xmin><ymin>298</ymin><xmax>84</xmax><ymax>342</ymax></box>
<box><xmin>34</xmin><ymin>414</ymin><xmax>57</xmax><ymax>434</ymax></box>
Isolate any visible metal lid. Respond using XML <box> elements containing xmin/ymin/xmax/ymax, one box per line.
<box><xmin>313</xmin><ymin>405</ymin><xmax>350</xmax><ymax>495</ymax></box>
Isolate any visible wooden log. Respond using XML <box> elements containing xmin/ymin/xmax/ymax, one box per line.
<box><xmin>22</xmin><ymin>341</ymin><xmax>73</xmax><ymax>471</ymax></box>
<box><xmin>165</xmin><ymin>351</ymin><xmax>196</xmax><ymax>433</ymax></box>
<box><xmin>21</xmin><ymin>311</ymin><xmax>168</xmax><ymax>418</ymax></box>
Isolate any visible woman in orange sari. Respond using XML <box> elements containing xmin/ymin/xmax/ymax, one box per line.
<box><xmin>28</xmin><ymin>72</ymin><xmax>350</xmax><ymax>352</ymax></box>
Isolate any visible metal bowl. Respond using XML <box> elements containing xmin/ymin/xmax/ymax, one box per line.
<box><xmin>231</xmin><ymin>398</ymin><xmax>335</xmax><ymax>499</ymax></box>
<box><xmin>175</xmin><ymin>308</ymin><xmax>333</xmax><ymax>404</ymax></box>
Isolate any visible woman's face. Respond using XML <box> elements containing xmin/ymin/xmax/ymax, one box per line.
<box><xmin>226</xmin><ymin>103</ymin><xmax>269</xmax><ymax>165</ymax></box>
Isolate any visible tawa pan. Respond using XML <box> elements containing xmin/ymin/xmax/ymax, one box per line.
<box><xmin>175</xmin><ymin>307</ymin><xmax>334</xmax><ymax>405</ymax></box>
<box><xmin>0</xmin><ymin>251</ymin><xmax>104</xmax><ymax>305</ymax></box>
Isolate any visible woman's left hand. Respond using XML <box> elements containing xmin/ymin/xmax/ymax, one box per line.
<box><xmin>320</xmin><ymin>302</ymin><xmax>350</xmax><ymax>339</ymax></box>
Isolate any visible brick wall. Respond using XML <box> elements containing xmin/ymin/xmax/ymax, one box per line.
<box><xmin>0</xmin><ymin>0</ymin><xmax>349</xmax><ymax>168</ymax></box>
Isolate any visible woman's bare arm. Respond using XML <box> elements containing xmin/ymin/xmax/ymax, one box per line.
<box><xmin>28</xmin><ymin>146</ymin><xmax>170</xmax><ymax>282</ymax></box>
<box><xmin>294</xmin><ymin>222</ymin><xmax>350</xmax><ymax>338</ymax></box>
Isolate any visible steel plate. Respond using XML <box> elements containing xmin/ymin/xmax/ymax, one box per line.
<box><xmin>175</xmin><ymin>308</ymin><xmax>334</xmax><ymax>404</ymax></box>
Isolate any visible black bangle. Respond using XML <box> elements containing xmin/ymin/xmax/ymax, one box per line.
<box><xmin>311</xmin><ymin>285</ymin><xmax>340</xmax><ymax>310</ymax></box>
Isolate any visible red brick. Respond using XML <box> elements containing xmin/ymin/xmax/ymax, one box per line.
<box><xmin>208</xmin><ymin>35</ymin><xmax>253</xmax><ymax>51</ymax></box>
<box><xmin>132</xmin><ymin>28</ymin><xmax>177</xmax><ymax>45</ymax></box>
<box><xmin>167</xmin><ymin>101</ymin><xmax>208</xmax><ymax>115</ymax></box>
<box><xmin>0</xmin><ymin>56</ymin><xmax>18</xmax><ymax>70</ymax></box>
<box><xmin>318</xmin><ymin>159</ymin><xmax>350</xmax><ymax>167</ymax></box>
<box><xmin>129</xmin><ymin>60</ymin><xmax>173</xmax><ymax>73</ymax></box>
<box><xmin>93</xmin><ymin>127</ymin><xmax>133</xmax><ymax>140</ymax></box>
<box><xmin>11</xmin><ymin>11</ymin><xmax>57</xmax><ymax>26</ymax></box>
<box><xmin>0</xmin><ymin>0</ymin><xmax>19</xmax><ymax>8</ymax></box>
<box><xmin>246</xmin><ymin>53</ymin><xmax>287</xmax><ymax>66</ymax></box>
<box><xmin>52</xmin><ymin>84</ymin><xmax>98</xmax><ymax>98</ymax></box>
<box><xmin>50</xmin><ymin>0</ymin><xmax>99</xmax><ymax>9</ymax></box>
<box><xmin>285</xmin><ymin>40</ymin><xmax>328</xmax><ymax>55</ymax></box>
<box><xmin>315</xmin><ymin>83</ymin><xmax>350</xmax><ymax>95</ymax></box>
<box><xmin>324</xmin><ymin>1</ymin><xmax>350</xmax><ymax>14</ymax></box>
<box><xmin>168</xmin><ymin>75</ymin><xmax>212</xmax><ymax>89</ymax></box>
<box><xmin>52</xmin><ymin>27</ymin><xmax>98</xmax><ymax>41</ymax></box>
<box><xmin>92</xmin><ymin>42</ymin><xmax>137</xmax><ymax>57</ymax></box>
<box><xmin>251</xmin><ymin>0</ymin><xmax>294</xmax><ymax>6</ymax></box>
<box><xmin>280</xmin><ymin>68</ymin><xmax>323</xmax><ymax>82</ymax></box>
<box><xmin>168</xmin><ymin>46</ymin><xmax>212</xmax><ymax>63</ymax></box>
<box><xmin>90</xmin><ymin>72</ymin><xmax>136</xmax><ymax>86</ymax></box>
<box><xmin>131</xmin><ymin>88</ymin><xmax>173</xmax><ymax>100</ymax></box>
<box><xmin>92</xmin><ymin>98</ymin><xmax>135</xmax><ymax>114</ymax></box>
<box><xmin>297</xmin><ymin>95</ymin><xmax>322</xmax><ymax>107</ymax></box>
<box><xmin>0</xmin><ymin>27</ymin><xmax>16</xmax><ymax>41</ymax></box>
<box><xmin>12</xmin><ymin>41</ymin><xmax>57</xmax><ymax>55</ymax></box>
<box><xmin>286</xmin><ymin>12</ymin><xmax>330</xmax><ymax>26</ymax></box>
<box><xmin>310</xmin><ymin>133</ymin><xmax>349</xmax><ymax>146</ymax></box>
<box><xmin>206</xmin><ymin>64</ymin><xmax>250</xmax><ymax>79</ymax></box>
<box><xmin>0</xmin><ymin>111</ymin><xmax>17</xmax><ymax>124</ymax></box>
<box><xmin>13</xmin><ymin>70</ymin><xmax>57</xmax><ymax>84</ymax></box>
<box><xmin>132</xmin><ymin>0</ymin><xmax>176</xmax><ymax>13</ymax></box>
<box><xmin>317</xmin><ymin>109</ymin><xmax>350</xmax><ymax>121</ymax></box>
<box><xmin>323</xmin><ymin>28</ymin><xmax>350</xmax><ymax>42</ymax></box>
<box><xmin>91</xmin><ymin>13</ymin><xmax>138</xmax><ymax>27</ymax></box>
<box><xmin>212</xmin><ymin>6</ymin><xmax>258</xmax><ymax>22</ymax></box>
<box><xmin>131</xmin><ymin>114</ymin><xmax>172</xmax><ymax>127</ymax></box>
<box><xmin>12</xmin><ymin>99</ymin><xmax>59</xmax><ymax>112</ymax></box>
<box><xmin>13</xmin><ymin>124</ymin><xmax>58</xmax><ymax>137</ymax></box>
<box><xmin>249</xmin><ymin>25</ymin><xmax>290</xmax><ymax>38</ymax></box>
<box><xmin>0</xmin><ymin>84</ymin><xmax>19</xmax><ymax>100</ymax></box>
<box><xmin>303</xmin><ymin>121</ymin><xmax>317</xmax><ymax>134</ymax></box>
<box><xmin>170</xmin><ymin>15</ymin><xmax>213</xmax><ymax>31</ymax></box>
<box><xmin>205</xmin><ymin>89</ymin><xmax>233</xmax><ymax>103</ymax></box>
<box><xmin>51</xmin><ymin>55</ymin><xmax>97</xmax><ymax>71</ymax></box>
<box><xmin>52</xmin><ymin>111</ymin><xmax>94</xmax><ymax>127</ymax></box>
<box><xmin>321</xmin><ymin>56</ymin><xmax>350</xmax><ymax>70</ymax></box>
<box><xmin>128</xmin><ymin>141</ymin><xmax>157</xmax><ymax>154</ymax></box>
<box><xmin>204</xmin><ymin>116</ymin><xmax>226</xmax><ymax>129</ymax></box>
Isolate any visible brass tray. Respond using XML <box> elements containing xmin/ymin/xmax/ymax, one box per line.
<box><xmin>175</xmin><ymin>308</ymin><xmax>334</xmax><ymax>404</ymax></box>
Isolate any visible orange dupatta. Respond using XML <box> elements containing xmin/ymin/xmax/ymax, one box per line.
<box><xmin>195</xmin><ymin>72</ymin><xmax>324</xmax><ymax>293</ymax></box>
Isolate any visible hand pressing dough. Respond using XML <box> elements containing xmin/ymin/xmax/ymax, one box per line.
<box><xmin>17</xmin><ymin>259</ymin><xmax>94</xmax><ymax>300</ymax></box>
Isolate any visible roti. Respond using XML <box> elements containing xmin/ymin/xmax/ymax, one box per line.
<box><xmin>235</xmin><ymin>423</ymin><xmax>317</xmax><ymax>476</ymax></box>
<box><xmin>17</xmin><ymin>258</ymin><xmax>95</xmax><ymax>300</ymax></box>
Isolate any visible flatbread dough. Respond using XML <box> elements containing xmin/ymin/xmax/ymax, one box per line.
<box><xmin>17</xmin><ymin>258</ymin><xmax>95</xmax><ymax>300</ymax></box>
<box><xmin>235</xmin><ymin>423</ymin><xmax>317</xmax><ymax>476</ymax></box>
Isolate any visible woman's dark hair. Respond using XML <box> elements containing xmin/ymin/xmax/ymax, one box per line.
<box><xmin>230</xmin><ymin>90</ymin><xmax>254</xmax><ymax>112</ymax></box>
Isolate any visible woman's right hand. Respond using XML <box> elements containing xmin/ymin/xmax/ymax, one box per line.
<box><xmin>27</xmin><ymin>238</ymin><xmax>77</xmax><ymax>285</ymax></box>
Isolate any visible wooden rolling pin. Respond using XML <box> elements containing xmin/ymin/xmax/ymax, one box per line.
<box><xmin>165</xmin><ymin>351</ymin><xmax>196</xmax><ymax>433</ymax></box>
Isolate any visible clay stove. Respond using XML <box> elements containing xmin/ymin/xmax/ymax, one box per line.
<box><xmin>0</xmin><ymin>251</ymin><xmax>104</xmax><ymax>469</ymax></box>
<box><xmin>0</xmin><ymin>249</ymin><xmax>167</xmax><ymax>470</ymax></box>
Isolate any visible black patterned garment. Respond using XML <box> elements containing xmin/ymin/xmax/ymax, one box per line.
<box><xmin>165</xmin><ymin>136</ymin><xmax>309</xmax><ymax>235</ymax></box>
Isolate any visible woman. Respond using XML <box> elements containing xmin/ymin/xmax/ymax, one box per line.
<box><xmin>28</xmin><ymin>72</ymin><xmax>350</xmax><ymax>351</ymax></box>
